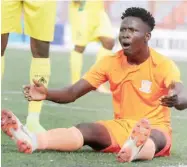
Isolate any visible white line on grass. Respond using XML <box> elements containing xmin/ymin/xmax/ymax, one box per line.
<box><xmin>2</xmin><ymin>90</ymin><xmax>187</xmax><ymax>120</ymax></box>
<box><xmin>2</xmin><ymin>90</ymin><xmax>23</xmax><ymax>94</ymax></box>
<box><xmin>7</xmin><ymin>44</ymin><xmax>187</xmax><ymax>62</ymax></box>
<box><xmin>161</xmin><ymin>165</ymin><xmax>187</xmax><ymax>167</ymax></box>
<box><xmin>2</xmin><ymin>90</ymin><xmax>110</xmax><ymax>112</ymax></box>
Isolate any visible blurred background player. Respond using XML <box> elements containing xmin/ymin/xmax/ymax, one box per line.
<box><xmin>1</xmin><ymin>0</ymin><xmax>56</xmax><ymax>132</ymax></box>
<box><xmin>69</xmin><ymin>0</ymin><xmax>115</xmax><ymax>93</ymax></box>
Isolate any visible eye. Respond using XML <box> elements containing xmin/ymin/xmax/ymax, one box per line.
<box><xmin>120</xmin><ymin>28</ymin><xmax>126</xmax><ymax>32</ymax></box>
<box><xmin>129</xmin><ymin>28</ymin><xmax>136</xmax><ymax>33</ymax></box>
<box><xmin>129</xmin><ymin>28</ymin><xmax>133</xmax><ymax>32</ymax></box>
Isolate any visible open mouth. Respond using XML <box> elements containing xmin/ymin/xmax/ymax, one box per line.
<box><xmin>122</xmin><ymin>43</ymin><xmax>131</xmax><ymax>49</ymax></box>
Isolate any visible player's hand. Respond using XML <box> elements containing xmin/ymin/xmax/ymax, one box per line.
<box><xmin>23</xmin><ymin>79</ymin><xmax>47</xmax><ymax>101</ymax></box>
<box><xmin>160</xmin><ymin>82</ymin><xmax>178</xmax><ymax>107</ymax></box>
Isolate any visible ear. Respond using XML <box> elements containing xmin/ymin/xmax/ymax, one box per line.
<box><xmin>145</xmin><ymin>32</ymin><xmax>151</xmax><ymax>43</ymax></box>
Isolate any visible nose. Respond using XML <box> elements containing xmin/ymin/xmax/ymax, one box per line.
<box><xmin>124</xmin><ymin>31</ymin><xmax>131</xmax><ymax>39</ymax></box>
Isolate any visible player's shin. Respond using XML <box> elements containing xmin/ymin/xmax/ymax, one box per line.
<box><xmin>27</xmin><ymin>57</ymin><xmax>51</xmax><ymax>132</ymax></box>
<box><xmin>37</xmin><ymin>127</ymin><xmax>84</xmax><ymax>151</ymax></box>
<box><xmin>70</xmin><ymin>50</ymin><xmax>83</xmax><ymax>84</ymax></box>
<box><xmin>1</xmin><ymin>55</ymin><xmax>5</xmax><ymax>79</ymax></box>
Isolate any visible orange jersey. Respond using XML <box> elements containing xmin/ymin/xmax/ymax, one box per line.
<box><xmin>83</xmin><ymin>48</ymin><xmax>181</xmax><ymax>134</ymax></box>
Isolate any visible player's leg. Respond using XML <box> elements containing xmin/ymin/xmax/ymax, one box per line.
<box><xmin>23</xmin><ymin>1</ymin><xmax>56</xmax><ymax>133</ymax></box>
<box><xmin>1</xmin><ymin>34</ymin><xmax>9</xmax><ymax>78</ymax></box>
<box><xmin>95</xmin><ymin>11</ymin><xmax>115</xmax><ymax>61</ymax></box>
<box><xmin>70</xmin><ymin>45</ymin><xmax>86</xmax><ymax>84</ymax></box>
<box><xmin>1</xmin><ymin>109</ymin><xmax>112</xmax><ymax>153</ymax></box>
<box><xmin>97</xmin><ymin>37</ymin><xmax>114</xmax><ymax>61</ymax></box>
<box><xmin>1</xmin><ymin>0</ymin><xmax>22</xmax><ymax>79</ymax></box>
<box><xmin>75</xmin><ymin>123</ymin><xmax>112</xmax><ymax>151</ymax></box>
<box><xmin>94</xmin><ymin>11</ymin><xmax>115</xmax><ymax>93</ymax></box>
<box><xmin>69</xmin><ymin>5</ymin><xmax>89</xmax><ymax>84</ymax></box>
<box><xmin>26</xmin><ymin>39</ymin><xmax>51</xmax><ymax>132</ymax></box>
<box><xmin>30</xmin><ymin>123</ymin><xmax>111</xmax><ymax>152</ymax></box>
<box><xmin>117</xmin><ymin>119</ymin><xmax>169</xmax><ymax>162</ymax></box>
<box><xmin>96</xmin><ymin>36</ymin><xmax>114</xmax><ymax>94</ymax></box>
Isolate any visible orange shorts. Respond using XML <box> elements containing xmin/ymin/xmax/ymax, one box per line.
<box><xmin>97</xmin><ymin>120</ymin><xmax>172</xmax><ymax>157</ymax></box>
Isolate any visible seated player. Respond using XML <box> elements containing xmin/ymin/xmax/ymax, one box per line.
<box><xmin>1</xmin><ymin>0</ymin><xmax>56</xmax><ymax>133</ymax></box>
<box><xmin>2</xmin><ymin>7</ymin><xmax>187</xmax><ymax>163</ymax></box>
<box><xmin>69</xmin><ymin>0</ymin><xmax>115</xmax><ymax>93</ymax></box>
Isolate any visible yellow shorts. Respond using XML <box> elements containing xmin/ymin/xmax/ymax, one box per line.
<box><xmin>1</xmin><ymin>0</ymin><xmax>56</xmax><ymax>41</ymax></box>
<box><xmin>97</xmin><ymin>120</ymin><xmax>172</xmax><ymax>157</ymax></box>
<box><xmin>98</xmin><ymin>119</ymin><xmax>137</xmax><ymax>148</ymax></box>
<box><xmin>98</xmin><ymin>119</ymin><xmax>172</xmax><ymax>151</ymax></box>
<box><xmin>69</xmin><ymin>5</ymin><xmax>114</xmax><ymax>46</ymax></box>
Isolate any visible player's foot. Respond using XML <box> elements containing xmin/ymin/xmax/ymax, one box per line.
<box><xmin>117</xmin><ymin>119</ymin><xmax>151</xmax><ymax>162</ymax></box>
<box><xmin>96</xmin><ymin>85</ymin><xmax>111</xmax><ymax>94</ymax></box>
<box><xmin>1</xmin><ymin>109</ymin><xmax>36</xmax><ymax>154</ymax></box>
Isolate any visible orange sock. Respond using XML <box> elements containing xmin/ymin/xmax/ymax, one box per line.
<box><xmin>36</xmin><ymin>127</ymin><xmax>84</xmax><ymax>151</ymax></box>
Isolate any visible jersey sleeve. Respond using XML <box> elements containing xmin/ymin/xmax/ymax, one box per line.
<box><xmin>82</xmin><ymin>57</ymin><xmax>109</xmax><ymax>88</ymax></box>
<box><xmin>162</xmin><ymin>60</ymin><xmax>182</xmax><ymax>88</ymax></box>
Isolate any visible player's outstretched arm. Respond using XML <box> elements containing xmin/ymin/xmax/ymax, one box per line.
<box><xmin>160</xmin><ymin>82</ymin><xmax>187</xmax><ymax>110</ymax></box>
<box><xmin>23</xmin><ymin>79</ymin><xmax>96</xmax><ymax>104</ymax></box>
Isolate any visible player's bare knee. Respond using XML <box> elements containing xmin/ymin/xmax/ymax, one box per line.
<box><xmin>30</xmin><ymin>38</ymin><xmax>50</xmax><ymax>58</ymax></box>
<box><xmin>75</xmin><ymin>123</ymin><xmax>91</xmax><ymax>144</ymax></box>
<box><xmin>76</xmin><ymin>123</ymin><xmax>111</xmax><ymax>149</ymax></box>
<box><xmin>68</xmin><ymin>126</ymin><xmax>84</xmax><ymax>150</ymax></box>
<box><xmin>150</xmin><ymin>129</ymin><xmax>167</xmax><ymax>154</ymax></box>
<box><xmin>74</xmin><ymin>45</ymin><xmax>85</xmax><ymax>53</ymax></box>
<box><xmin>99</xmin><ymin>37</ymin><xmax>115</xmax><ymax>50</ymax></box>
<box><xmin>1</xmin><ymin>49</ymin><xmax>5</xmax><ymax>57</ymax></box>
<box><xmin>1</xmin><ymin>34</ymin><xmax>9</xmax><ymax>56</ymax></box>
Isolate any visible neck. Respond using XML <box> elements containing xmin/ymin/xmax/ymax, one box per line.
<box><xmin>127</xmin><ymin>47</ymin><xmax>150</xmax><ymax>65</ymax></box>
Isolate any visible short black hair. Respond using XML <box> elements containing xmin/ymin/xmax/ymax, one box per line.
<box><xmin>121</xmin><ymin>7</ymin><xmax>155</xmax><ymax>31</ymax></box>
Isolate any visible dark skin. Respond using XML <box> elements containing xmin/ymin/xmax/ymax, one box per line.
<box><xmin>1</xmin><ymin>34</ymin><xmax>9</xmax><ymax>56</ymax></box>
<box><xmin>160</xmin><ymin>82</ymin><xmax>187</xmax><ymax>110</ymax></box>
<box><xmin>74</xmin><ymin>36</ymin><xmax>115</xmax><ymax>53</ymax></box>
<box><xmin>119</xmin><ymin>16</ymin><xmax>151</xmax><ymax>65</ymax></box>
<box><xmin>23</xmin><ymin>16</ymin><xmax>187</xmax><ymax>153</ymax></box>
<box><xmin>1</xmin><ymin>34</ymin><xmax>50</xmax><ymax>58</ymax></box>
